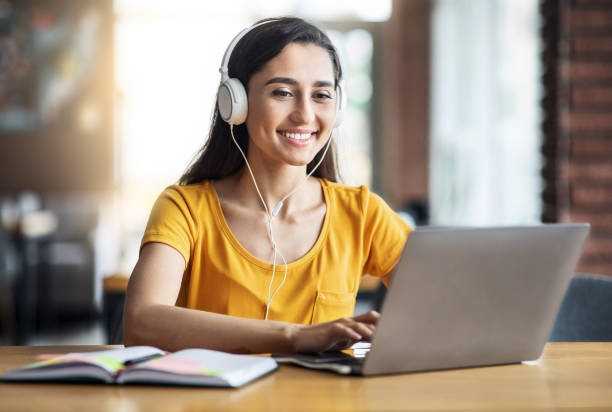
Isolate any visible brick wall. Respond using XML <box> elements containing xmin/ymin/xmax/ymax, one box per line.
<box><xmin>541</xmin><ymin>0</ymin><xmax>612</xmax><ymax>276</ymax></box>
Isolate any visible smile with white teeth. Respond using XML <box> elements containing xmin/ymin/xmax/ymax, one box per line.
<box><xmin>279</xmin><ymin>131</ymin><xmax>313</xmax><ymax>140</ymax></box>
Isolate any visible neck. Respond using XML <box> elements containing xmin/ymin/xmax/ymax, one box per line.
<box><xmin>224</xmin><ymin>124</ymin><xmax>332</xmax><ymax>217</ymax></box>
<box><xmin>234</xmin><ymin>163</ymin><xmax>311</xmax><ymax>217</ymax></box>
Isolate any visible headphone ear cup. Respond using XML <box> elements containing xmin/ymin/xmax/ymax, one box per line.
<box><xmin>333</xmin><ymin>83</ymin><xmax>346</xmax><ymax>128</ymax></box>
<box><xmin>217</xmin><ymin>78</ymin><xmax>248</xmax><ymax>125</ymax></box>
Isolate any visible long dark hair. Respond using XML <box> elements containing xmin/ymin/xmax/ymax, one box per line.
<box><xmin>180</xmin><ymin>17</ymin><xmax>342</xmax><ymax>185</ymax></box>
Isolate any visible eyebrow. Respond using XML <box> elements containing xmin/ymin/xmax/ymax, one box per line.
<box><xmin>264</xmin><ymin>77</ymin><xmax>335</xmax><ymax>88</ymax></box>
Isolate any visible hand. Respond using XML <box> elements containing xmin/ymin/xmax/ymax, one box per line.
<box><xmin>291</xmin><ymin>311</ymin><xmax>380</xmax><ymax>353</ymax></box>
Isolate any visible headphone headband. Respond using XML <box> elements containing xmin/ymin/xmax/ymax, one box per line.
<box><xmin>219</xmin><ymin>20</ymin><xmax>279</xmax><ymax>82</ymax></box>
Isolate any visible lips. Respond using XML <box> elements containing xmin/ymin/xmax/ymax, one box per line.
<box><xmin>277</xmin><ymin>129</ymin><xmax>316</xmax><ymax>141</ymax></box>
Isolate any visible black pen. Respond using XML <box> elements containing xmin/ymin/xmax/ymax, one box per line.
<box><xmin>124</xmin><ymin>354</ymin><xmax>163</xmax><ymax>366</ymax></box>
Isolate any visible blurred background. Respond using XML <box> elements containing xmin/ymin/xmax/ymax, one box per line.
<box><xmin>0</xmin><ymin>0</ymin><xmax>610</xmax><ymax>345</ymax></box>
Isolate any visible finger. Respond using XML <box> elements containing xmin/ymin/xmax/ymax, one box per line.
<box><xmin>352</xmin><ymin>310</ymin><xmax>380</xmax><ymax>324</ymax></box>
<box><xmin>333</xmin><ymin>322</ymin><xmax>363</xmax><ymax>341</ymax></box>
<box><xmin>336</xmin><ymin>315</ymin><xmax>377</xmax><ymax>336</ymax></box>
<box><xmin>320</xmin><ymin>324</ymin><xmax>362</xmax><ymax>352</ymax></box>
<box><xmin>350</xmin><ymin>321</ymin><xmax>375</xmax><ymax>340</ymax></box>
<box><xmin>330</xmin><ymin>335</ymin><xmax>363</xmax><ymax>351</ymax></box>
<box><xmin>334</xmin><ymin>318</ymin><xmax>376</xmax><ymax>342</ymax></box>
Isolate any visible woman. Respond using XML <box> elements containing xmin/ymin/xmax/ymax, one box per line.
<box><xmin>123</xmin><ymin>17</ymin><xmax>410</xmax><ymax>354</ymax></box>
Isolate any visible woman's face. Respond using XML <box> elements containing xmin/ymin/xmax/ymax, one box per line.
<box><xmin>245</xmin><ymin>42</ymin><xmax>337</xmax><ymax>169</ymax></box>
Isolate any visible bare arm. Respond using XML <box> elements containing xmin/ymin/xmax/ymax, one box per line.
<box><xmin>123</xmin><ymin>242</ymin><xmax>378</xmax><ymax>353</ymax></box>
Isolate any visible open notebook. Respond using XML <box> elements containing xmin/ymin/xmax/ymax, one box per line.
<box><xmin>275</xmin><ymin>224</ymin><xmax>589</xmax><ymax>375</ymax></box>
<box><xmin>2</xmin><ymin>346</ymin><xmax>278</xmax><ymax>387</ymax></box>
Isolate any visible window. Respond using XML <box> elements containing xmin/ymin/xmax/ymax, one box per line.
<box><xmin>430</xmin><ymin>0</ymin><xmax>541</xmax><ymax>225</ymax></box>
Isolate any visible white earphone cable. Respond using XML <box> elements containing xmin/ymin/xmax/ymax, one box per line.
<box><xmin>229</xmin><ymin>125</ymin><xmax>335</xmax><ymax>320</ymax></box>
<box><xmin>229</xmin><ymin>125</ymin><xmax>286</xmax><ymax>320</ymax></box>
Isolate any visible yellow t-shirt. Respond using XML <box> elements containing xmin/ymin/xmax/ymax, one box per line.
<box><xmin>141</xmin><ymin>179</ymin><xmax>411</xmax><ymax>324</ymax></box>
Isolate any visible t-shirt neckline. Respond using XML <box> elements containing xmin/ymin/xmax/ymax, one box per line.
<box><xmin>207</xmin><ymin>179</ymin><xmax>331</xmax><ymax>270</ymax></box>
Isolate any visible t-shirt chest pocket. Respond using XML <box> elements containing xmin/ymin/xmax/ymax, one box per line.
<box><xmin>310</xmin><ymin>290</ymin><xmax>356</xmax><ymax>324</ymax></box>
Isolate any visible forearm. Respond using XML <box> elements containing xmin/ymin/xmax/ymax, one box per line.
<box><xmin>123</xmin><ymin>303</ymin><xmax>299</xmax><ymax>354</ymax></box>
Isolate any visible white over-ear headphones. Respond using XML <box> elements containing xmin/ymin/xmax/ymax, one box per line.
<box><xmin>217</xmin><ymin>20</ymin><xmax>346</xmax><ymax>127</ymax></box>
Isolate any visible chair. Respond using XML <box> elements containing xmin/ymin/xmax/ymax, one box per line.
<box><xmin>549</xmin><ymin>274</ymin><xmax>612</xmax><ymax>341</ymax></box>
<box><xmin>0</xmin><ymin>225</ymin><xmax>18</xmax><ymax>344</ymax></box>
<box><xmin>103</xmin><ymin>274</ymin><xmax>128</xmax><ymax>344</ymax></box>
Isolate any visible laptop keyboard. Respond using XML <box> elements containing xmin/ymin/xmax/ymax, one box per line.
<box><xmin>272</xmin><ymin>342</ymin><xmax>371</xmax><ymax>374</ymax></box>
<box><xmin>306</xmin><ymin>342</ymin><xmax>371</xmax><ymax>365</ymax></box>
<box><xmin>351</xmin><ymin>341</ymin><xmax>371</xmax><ymax>358</ymax></box>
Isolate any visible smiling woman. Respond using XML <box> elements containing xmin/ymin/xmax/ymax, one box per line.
<box><xmin>122</xmin><ymin>17</ymin><xmax>410</xmax><ymax>355</ymax></box>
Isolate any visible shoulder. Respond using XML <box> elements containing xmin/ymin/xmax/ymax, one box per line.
<box><xmin>320</xmin><ymin>178</ymin><xmax>369</xmax><ymax>200</ymax></box>
<box><xmin>320</xmin><ymin>179</ymin><xmax>383</xmax><ymax>216</ymax></box>
<box><xmin>146</xmin><ymin>181</ymin><xmax>218</xmax><ymax>235</ymax></box>
<box><xmin>158</xmin><ymin>181</ymin><xmax>214</xmax><ymax>206</ymax></box>
<box><xmin>150</xmin><ymin>181</ymin><xmax>217</xmax><ymax>222</ymax></box>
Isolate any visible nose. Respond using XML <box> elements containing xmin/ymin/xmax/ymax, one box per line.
<box><xmin>290</xmin><ymin>95</ymin><xmax>315</xmax><ymax>124</ymax></box>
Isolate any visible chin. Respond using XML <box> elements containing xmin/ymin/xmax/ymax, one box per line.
<box><xmin>285</xmin><ymin>159</ymin><xmax>312</xmax><ymax>168</ymax></box>
<box><xmin>280</xmin><ymin>150</ymin><xmax>321</xmax><ymax>168</ymax></box>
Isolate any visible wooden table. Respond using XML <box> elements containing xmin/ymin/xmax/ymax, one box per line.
<box><xmin>1</xmin><ymin>343</ymin><xmax>611</xmax><ymax>411</ymax></box>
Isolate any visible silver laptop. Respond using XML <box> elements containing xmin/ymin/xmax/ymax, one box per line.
<box><xmin>274</xmin><ymin>224</ymin><xmax>589</xmax><ymax>375</ymax></box>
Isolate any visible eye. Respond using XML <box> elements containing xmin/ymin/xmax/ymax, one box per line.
<box><xmin>313</xmin><ymin>91</ymin><xmax>333</xmax><ymax>102</ymax></box>
<box><xmin>272</xmin><ymin>89</ymin><xmax>293</xmax><ymax>98</ymax></box>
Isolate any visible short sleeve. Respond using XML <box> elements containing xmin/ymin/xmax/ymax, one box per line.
<box><xmin>362</xmin><ymin>191</ymin><xmax>412</xmax><ymax>281</ymax></box>
<box><xmin>141</xmin><ymin>186</ymin><xmax>198</xmax><ymax>265</ymax></box>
